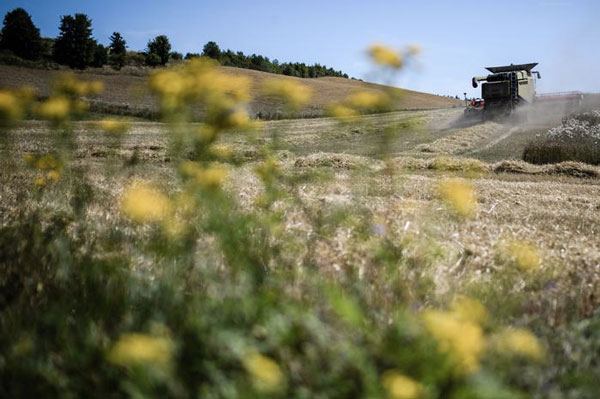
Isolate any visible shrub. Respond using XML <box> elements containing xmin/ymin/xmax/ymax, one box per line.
<box><xmin>524</xmin><ymin>111</ymin><xmax>600</xmax><ymax>165</ymax></box>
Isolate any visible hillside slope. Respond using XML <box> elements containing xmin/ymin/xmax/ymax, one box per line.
<box><xmin>0</xmin><ymin>64</ymin><xmax>461</xmax><ymax>119</ymax></box>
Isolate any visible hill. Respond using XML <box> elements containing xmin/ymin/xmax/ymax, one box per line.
<box><xmin>0</xmin><ymin>64</ymin><xmax>461</xmax><ymax>119</ymax></box>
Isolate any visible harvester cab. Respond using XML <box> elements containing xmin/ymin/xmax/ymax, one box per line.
<box><xmin>469</xmin><ymin>63</ymin><xmax>541</xmax><ymax>119</ymax></box>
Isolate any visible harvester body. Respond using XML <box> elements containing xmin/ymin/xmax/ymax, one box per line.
<box><xmin>470</xmin><ymin>63</ymin><xmax>539</xmax><ymax>118</ymax></box>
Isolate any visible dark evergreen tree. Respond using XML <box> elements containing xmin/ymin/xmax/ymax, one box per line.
<box><xmin>146</xmin><ymin>35</ymin><xmax>171</xmax><ymax>66</ymax></box>
<box><xmin>202</xmin><ymin>41</ymin><xmax>220</xmax><ymax>59</ymax></box>
<box><xmin>91</xmin><ymin>43</ymin><xmax>107</xmax><ymax>67</ymax></box>
<box><xmin>108</xmin><ymin>32</ymin><xmax>127</xmax><ymax>69</ymax></box>
<box><xmin>0</xmin><ymin>8</ymin><xmax>42</xmax><ymax>60</ymax></box>
<box><xmin>53</xmin><ymin>14</ymin><xmax>96</xmax><ymax>69</ymax></box>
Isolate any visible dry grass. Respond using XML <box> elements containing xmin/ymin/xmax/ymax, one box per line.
<box><xmin>0</xmin><ymin>64</ymin><xmax>461</xmax><ymax>120</ymax></box>
<box><xmin>3</xmin><ymin>110</ymin><xmax>600</xmax><ymax>324</ymax></box>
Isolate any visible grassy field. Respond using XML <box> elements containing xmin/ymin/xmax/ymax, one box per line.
<box><xmin>2</xmin><ymin>62</ymin><xmax>600</xmax><ymax>398</ymax></box>
<box><xmin>0</xmin><ymin>64</ymin><xmax>462</xmax><ymax>120</ymax></box>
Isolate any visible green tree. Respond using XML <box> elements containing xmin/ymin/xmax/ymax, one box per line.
<box><xmin>108</xmin><ymin>32</ymin><xmax>127</xmax><ymax>69</ymax></box>
<box><xmin>146</xmin><ymin>35</ymin><xmax>171</xmax><ymax>66</ymax></box>
<box><xmin>170</xmin><ymin>51</ymin><xmax>183</xmax><ymax>61</ymax></box>
<box><xmin>53</xmin><ymin>14</ymin><xmax>96</xmax><ymax>69</ymax></box>
<box><xmin>91</xmin><ymin>43</ymin><xmax>107</xmax><ymax>67</ymax></box>
<box><xmin>0</xmin><ymin>8</ymin><xmax>42</xmax><ymax>60</ymax></box>
<box><xmin>202</xmin><ymin>41</ymin><xmax>221</xmax><ymax>60</ymax></box>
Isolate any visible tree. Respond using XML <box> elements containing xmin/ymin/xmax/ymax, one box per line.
<box><xmin>91</xmin><ymin>43</ymin><xmax>107</xmax><ymax>67</ymax></box>
<box><xmin>0</xmin><ymin>8</ymin><xmax>42</xmax><ymax>60</ymax></box>
<box><xmin>170</xmin><ymin>51</ymin><xmax>183</xmax><ymax>61</ymax></box>
<box><xmin>108</xmin><ymin>32</ymin><xmax>127</xmax><ymax>69</ymax></box>
<box><xmin>184</xmin><ymin>52</ymin><xmax>200</xmax><ymax>60</ymax></box>
<box><xmin>146</xmin><ymin>35</ymin><xmax>171</xmax><ymax>66</ymax></box>
<box><xmin>53</xmin><ymin>14</ymin><xmax>96</xmax><ymax>69</ymax></box>
<box><xmin>202</xmin><ymin>41</ymin><xmax>220</xmax><ymax>60</ymax></box>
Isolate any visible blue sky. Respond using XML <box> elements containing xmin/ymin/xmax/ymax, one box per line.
<box><xmin>2</xmin><ymin>0</ymin><xmax>599</xmax><ymax>97</ymax></box>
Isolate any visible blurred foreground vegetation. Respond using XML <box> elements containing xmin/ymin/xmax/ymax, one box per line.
<box><xmin>1</xmin><ymin>47</ymin><xmax>600</xmax><ymax>399</ymax></box>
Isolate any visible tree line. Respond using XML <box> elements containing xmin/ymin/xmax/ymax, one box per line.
<box><xmin>0</xmin><ymin>8</ymin><xmax>350</xmax><ymax>79</ymax></box>
<box><xmin>192</xmin><ymin>41</ymin><xmax>348</xmax><ymax>78</ymax></box>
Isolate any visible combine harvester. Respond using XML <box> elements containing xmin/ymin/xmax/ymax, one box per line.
<box><xmin>465</xmin><ymin>63</ymin><xmax>583</xmax><ymax>120</ymax></box>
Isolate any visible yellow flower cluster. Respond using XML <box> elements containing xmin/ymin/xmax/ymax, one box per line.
<box><xmin>121</xmin><ymin>181</ymin><xmax>172</xmax><ymax>223</ymax></box>
<box><xmin>97</xmin><ymin>118</ymin><xmax>130</xmax><ymax>135</ymax></box>
<box><xmin>506</xmin><ymin>240</ymin><xmax>540</xmax><ymax>271</ymax></box>
<box><xmin>242</xmin><ymin>352</ymin><xmax>284</xmax><ymax>392</ymax></box>
<box><xmin>53</xmin><ymin>74</ymin><xmax>104</xmax><ymax>97</ymax></box>
<box><xmin>438</xmin><ymin>178</ymin><xmax>477</xmax><ymax>218</ymax></box>
<box><xmin>423</xmin><ymin>297</ymin><xmax>488</xmax><ymax>375</ymax></box>
<box><xmin>263</xmin><ymin>78</ymin><xmax>312</xmax><ymax>111</ymax></box>
<box><xmin>179</xmin><ymin>161</ymin><xmax>228</xmax><ymax>190</ymax></box>
<box><xmin>423</xmin><ymin>309</ymin><xmax>484</xmax><ymax>375</ymax></box>
<box><xmin>346</xmin><ymin>91</ymin><xmax>390</xmax><ymax>110</ymax></box>
<box><xmin>149</xmin><ymin>58</ymin><xmax>252</xmax><ymax>128</ymax></box>
<box><xmin>493</xmin><ymin>327</ymin><xmax>545</xmax><ymax>361</ymax></box>
<box><xmin>36</xmin><ymin>97</ymin><xmax>71</xmax><ymax>125</ymax></box>
<box><xmin>0</xmin><ymin>90</ymin><xmax>23</xmax><ymax>123</ymax></box>
<box><xmin>368</xmin><ymin>44</ymin><xmax>403</xmax><ymax>69</ymax></box>
<box><xmin>107</xmin><ymin>332</ymin><xmax>173</xmax><ymax>367</ymax></box>
<box><xmin>24</xmin><ymin>154</ymin><xmax>63</xmax><ymax>185</ymax></box>
<box><xmin>381</xmin><ymin>371</ymin><xmax>423</xmax><ymax>399</ymax></box>
<box><xmin>254</xmin><ymin>157</ymin><xmax>280</xmax><ymax>185</ymax></box>
<box><xmin>327</xmin><ymin>104</ymin><xmax>358</xmax><ymax>121</ymax></box>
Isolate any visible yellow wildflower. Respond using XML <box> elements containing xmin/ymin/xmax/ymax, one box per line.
<box><xmin>37</xmin><ymin>96</ymin><xmax>70</xmax><ymax>124</ymax></box>
<box><xmin>494</xmin><ymin>328</ymin><xmax>545</xmax><ymax>361</ymax></box>
<box><xmin>108</xmin><ymin>333</ymin><xmax>173</xmax><ymax>367</ymax></box>
<box><xmin>346</xmin><ymin>91</ymin><xmax>389</xmax><ymax>110</ymax></box>
<box><xmin>149</xmin><ymin>70</ymin><xmax>186</xmax><ymax>99</ymax></box>
<box><xmin>23</xmin><ymin>154</ymin><xmax>35</xmax><ymax>164</ymax></box>
<box><xmin>14</xmin><ymin>86</ymin><xmax>37</xmax><ymax>103</ymax></box>
<box><xmin>121</xmin><ymin>182</ymin><xmax>172</xmax><ymax>223</ymax></box>
<box><xmin>46</xmin><ymin>170</ymin><xmax>60</xmax><ymax>182</ymax></box>
<box><xmin>242</xmin><ymin>352</ymin><xmax>284</xmax><ymax>392</ymax></box>
<box><xmin>36</xmin><ymin>154</ymin><xmax>58</xmax><ymax>170</ymax></box>
<box><xmin>34</xmin><ymin>177</ymin><xmax>45</xmax><ymax>187</ymax></box>
<box><xmin>210</xmin><ymin>144</ymin><xmax>232</xmax><ymax>159</ymax></box>
<box><xmin>381</xmin><ymin>371</ymin><xmax>423</xmax><ymax>399</ymax></box>
<box><xmin>224</xmin><ymin>108</ymin><xmax>250</xmax><ymax>129</ymax></box>
<box><xmin>368</xmin><ymin>44</ymin><xmax>403</xmax><ymax>69</ymax></box>
<box><xmin>85</xmin><ymin>81</ymin><xmax>104</xmax><ymax>96</ymax></box>
<box><xmin>438</xmin><ymin>178</ymin><xmax>477</xmax><ymax>218</ymax></box>
<box><xmin>98</xmin><ymin>118</ymin><xmax>130</xmax><ymax>134</ymax></box>
<box><xmin>0</xmin><ymin>90</ymin><xmax>22</xmax><ymax>122</ymax></box>
<box><xmin>211</xmin><ymin>72</ymin><xmax>252</xmax><ymax>103</ymax></box>
<box><xmin>254</xmin><ymin>157</ymin><xmax>280</xmax><ymax>184</ymax></box>
<box><xmin>162</xmin><ymin>216</ymin><xmax>187</xmax><ymax>239</ymax></box>
<box><xmin>506</xmin><ymin>240</ymin><xmax>540</xmax><ymax>271</ymax></box>
<box><xmin>328</xmin><ymin>104</ymin><xmax>358</xmax><ymax>121</ymax></box>
<box><xmin>53</xmin><ymin>74</ymin><xmax>88</xmax><ymax>96</ymax></box>
<box><xmin>423</xmin><ymin>310</ymin><xmax>484</xmax><ymax>375</ymax></box>
<box><xmin>71</xmin><ymin>99</ymin><xmax>89</xmax><ymax>115</ymax></box>
<box><xmin>179</xmin><ymin>161</ymin><xmax>228</xmax><ymax>189</ymax></box>
<box><xmin>263</xmin><ymin>79</ymin><xmax>312</xmax><ymax>110</ymax></box>
<box><xmin>451</xmin><ymin>296</ymin><xmax>488</xmax><ymax>325</ymax></box>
